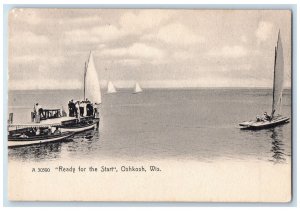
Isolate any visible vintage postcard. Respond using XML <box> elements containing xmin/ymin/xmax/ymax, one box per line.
<box><xmin>7</xmin><ymin>9</ymin><xmax>292</xmax><ymax>202</ymax></box>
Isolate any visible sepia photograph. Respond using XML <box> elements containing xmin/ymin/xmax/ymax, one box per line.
<box><xmin>6</xmin><ymin>8</ymin><xmax>292</xmax><ymax>202</ymax></box>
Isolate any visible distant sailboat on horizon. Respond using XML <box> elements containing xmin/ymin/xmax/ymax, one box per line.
<box><xmin>107</xmin><ymin>81</ymin><xmax>117</xmax><ymax>94</ymax></box>
<box><xmin>133</xmin><ymin>82</ymin><xmax>143</xmax><ymax>94</ymax></box>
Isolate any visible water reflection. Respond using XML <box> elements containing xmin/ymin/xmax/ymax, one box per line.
<box><xmin>239</xmin><ymin>124</ymin><xmax>290</xmax><ymax>164</ymax></box>
<box><xmin>8</xmin><ymin>141</ymin><xmax>64</xmax><ymax>162</ymax></box>
<box><xmin>269</xmin><ymin>127</ymin><xmax>287</xmax><ymax>163</ymax></box>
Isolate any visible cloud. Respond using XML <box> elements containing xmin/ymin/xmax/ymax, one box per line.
<box><xmin>255</xmin><ymin>21</ymin><xmax>274</xmax><ymax>42</ymax></box>
<box><xmin>10</xmin><ymin>31</ymin><xmax>50</xmax><ymax>47</ymax></box>
<box><xmin>12</xmin><ymin>55</ymin><xmax>65</xmax><ymax>66</ymax></box>
<box><xmin>172</xmin><ymin>51</ymin><xmax>195</xmax><ymax>61</ymax></box>
<box><xmin>63</xmin><ymin>10</ymin><xmax>174</xmax><ymax>46</ymax></box>
<box><xmin>119</xmin><ymin>10</ymin><xmax>172</xmax><ymax>32</ymax></box>
<box><xmin>114</xmin><ymin>59</ymin><xmax>142</xmax><ymax>67</ymax></box>
<box><xmin>9</xmin><ymin>78</ymin><xmax>81</xmax><ymax>90</ymax></box>
<box><xmin>10</xmin><ymin>9</ymin><xmax>42</xmax><ymax>25</ymax></box>
<box><xmin>91</xmin><ymin>25</ymin><xmax>127</xmax><ymax>41</ymax></box>
<box><xmin>63</xmin><ymin>25</ymin><xmax>128</xmax><ymax>45</ymax></box>
<box><xmin>8</xmin><ymin>10</ymin><xmax>291</xmax><ymax>89</ymax></box>
<box><xmin>207</xmin><ymin>45</ymin><xmax>248</xmax><ymax>58</ymax></box>
<box><xmin>63</xmin><ymin>29</ymin><xmax>99</xmax><ymax>45</ymax></box>
<box><xmin>59</xmin><ymin>15</ymin><xmax>102</xmax><ymax>26</ymax></box>
<box><xmin>100</xmin><ymin>43</ymin><xmax>165</xmax><ymax>60</ymax></box>
<box><xmin>63</xmin><ymin>10</ymin><xmax>174</xmax><ymax>47</ymax></box>
<box><xmin>143</xmin><ymin>23</ymin><xmax>205</xmax><ymax>46</ymax></box>
<box><xmin>240</xmin><ymin>35</ymin><xmax>247</xmax><ymax>43</ymax></box>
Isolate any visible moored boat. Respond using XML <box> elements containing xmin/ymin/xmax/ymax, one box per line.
<box><xmin>8</xmin><ymin>126</ymin><xmax>74</xmax><ymax>148</ymax></box>
<box><xmin>59</xmin><ymin>117</ymin><xmax>99</xmax><ymax>133</ymax></box>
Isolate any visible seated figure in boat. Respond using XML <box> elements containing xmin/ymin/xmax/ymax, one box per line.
<box><xmin>20</xmin><ymin>133</ymin><xmax>28</xmax><ymax>138</ymax></box>
<box><xmin>53</xmin><ymin>127</ymin><xmax>61</xmax><ymax>135</ymax></box>
<box><xmin>42</xmin><ymin>127</ymin><xmax>52</xmax><ymax>135</ymax></box>
<box><xmin>27</xmin><ymin>128</ymin><xmax>36</xmax><ymax>136</ymax></box>
<box><xmin>48</xmin><ymin>127</ymin><xmax>52</xmax><ymax>135</ymax></box>
<box><xmin>256</xmin><ymin>115</ymin><xmax>263</xmax><ymax>122</ymax></box>
<box><xmin>256</xmin><ymin>112</ymin><xmax>271</xmax><ymax>122</ymax></box>
<box><xmin>262</xmin><ymin>112</ymin><xmax>272</xmax><ymax>121</ymax></box>
<box><xmin>34</xmin><ymin>128</ymin><xmax>40</xmax><ymax>135</ymax></box>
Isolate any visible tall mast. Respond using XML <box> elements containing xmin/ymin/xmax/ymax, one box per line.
<box><xmin>83</xmin><ymin>51</ymin><xmax>92</xmax><ymax>101</ymax></box>
<box><xmin>271</xmin><ymin>46</ymin><xmax>277</xmax><ymax>117</ymax></box>
<box><xmin>83</xmin><ymin>62</ymin><xmax>87</xmax><ymax>100</ymax></box>
<box><xmin>271</xmin><ymin>30</ymin><xmax>281</xmax><ymax>118</ymax></box>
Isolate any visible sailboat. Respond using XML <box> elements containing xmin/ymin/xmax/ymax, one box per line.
<box><xmin>239</xmin><ymin>31</ymin><xmax>289</xmax><ymax>130</ymax></box>
<box><xmin>59</xmin><ymin>51</ymin><xmax>101</xmax><ymax>132</ymax></box>
<box><xmin>107</xmin><ymin>81</ymin><xmax>117</xmax><ymax>94</ymax></box>
<box><xmin>84</xmin><ymin>51</ymin><xmax>102</xmax><ymax>104</ymax></box>
<box><xmin>133</xmin><ymin>82</ymin><xmax>143</xmax><ymax>94</ymax></box>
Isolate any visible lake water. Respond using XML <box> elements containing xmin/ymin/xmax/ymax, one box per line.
<box><xmin>7</xmin><ymin>88</ymin><xmax>291</xmax><ymax>164</ymax></box>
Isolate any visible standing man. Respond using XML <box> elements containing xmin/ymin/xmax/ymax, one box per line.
<box><xmin>68</xmin><ymin>100</ymin><xmax>72</xmax><ymax>117</ymax></box>
<box><xmin>70</xmin><ymin>100</ymin><xmax>75</xmax><ymax>117</ymax></box>
<box><xmin>79</xmin><ymin>101</ymin><xmax>84</xmax><ymax>117</ymax></box>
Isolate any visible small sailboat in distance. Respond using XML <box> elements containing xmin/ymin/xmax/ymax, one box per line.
<box><xmin>107</xmin><ymin>81</ymin><xmax>117</xmax><ymax>94</ymax></box>
<box><xmin>133</xmin><ymin>82</ymin><xmax>143</xmax><ymax>94</ymax></box>
<box><xmin>239</xmin><ymin>30</ymin><xmax>289</xmax><ymax>130</ymax></box>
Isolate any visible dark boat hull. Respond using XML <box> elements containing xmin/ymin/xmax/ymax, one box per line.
<box><xmin>59</xmin><ymin>118</ymin><xmax>99</xmax><ymax>133</ymax></box>
<box><xmin>8</xmin><ymin>132</ymin><xmax>74</xmax><ymax>148</ymax></box>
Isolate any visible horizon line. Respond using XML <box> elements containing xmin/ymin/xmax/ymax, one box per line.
<box><xmin>9</xmin><ymin>86</ymin><xmax>292</xmax><ymax>91</ymax></box>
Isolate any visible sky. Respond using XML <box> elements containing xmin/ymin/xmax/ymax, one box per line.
<box><xmin>8</xmin><ymin>9</ymin><xmax>291</xmax><ymax>90</ymax></box>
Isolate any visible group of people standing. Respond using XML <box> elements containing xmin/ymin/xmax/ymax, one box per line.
<box><xmin>68</xmin><ymin>99</ymin><xmax>95</xmax><ymax>118</ymax></box>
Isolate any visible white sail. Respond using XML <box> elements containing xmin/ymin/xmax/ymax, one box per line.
<box><xmin>107</xmin><ymin>81</ymin><xmax>117</xmax><ymax>93</ymax></box>
<box><xmin>134</xmin><ymin>82</ymin><xmax>143</xmax><ymax>93</ymax></box>
<box><xmin>271</xmin><ymin>31</ymin><xmax>284</xmax><ymax>118</ymax></box>
<box><xmin>84</xmin><ymin>52</ymin><xmax>102</xmax><ymax>104</ymax></box>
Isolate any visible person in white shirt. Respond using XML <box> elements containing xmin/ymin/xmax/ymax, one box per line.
<box><xmin>35</xmin><ymin>103</ymin><xmax>42</xmax><ymax>115</ymax></box>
